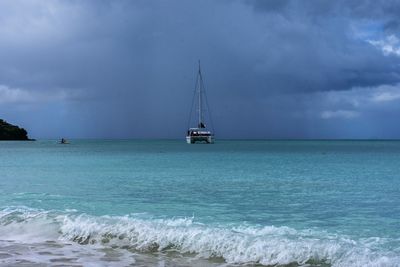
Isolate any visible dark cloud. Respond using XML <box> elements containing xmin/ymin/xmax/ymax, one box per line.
<box><xmin>247</xmin><ymin>0</ymin><xmax>400</xmax><ymax>19</ymax></box>
<box><xmin>384</xmin><ymin>20</ymin><xmax>400</xmax><ymax>33</ymax></box>
<box><xmin>245</xmin><ymin>0</ymin><xmax>290</xmax><ymax>13</ymax></box>
<box><xmin>0</xmin><ymin>0</ymin><xmax>400</xmax><ymax>139</ymax></box>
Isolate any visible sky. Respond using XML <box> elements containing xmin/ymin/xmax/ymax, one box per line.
<box><xmin>1</xmin><ymin>0</ymin><xmax>400</xmax><ymax>139</ymax></box>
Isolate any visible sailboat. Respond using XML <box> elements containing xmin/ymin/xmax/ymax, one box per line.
<box><xmin>186</xmin><ymin>61</ymin><xmax>215</xmax><ymax>144</ymax></box>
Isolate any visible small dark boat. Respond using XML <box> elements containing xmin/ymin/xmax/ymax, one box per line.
<box><xmin>59</xmin><ymin>138</ymin><xmax>69</xmax><ymax>144</ymax></box>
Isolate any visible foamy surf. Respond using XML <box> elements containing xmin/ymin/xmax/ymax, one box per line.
<box><xmin>0</xmin><ymin>207</ymin><xmax>399</xmax><ymax>267</ymax></box>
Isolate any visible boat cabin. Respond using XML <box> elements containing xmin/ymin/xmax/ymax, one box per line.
<box><xmin>187</xmin><ymin>128</ymin><xmax>212</xmax><ymax>136</ymax></box>
<box><xmin>186</xmin><ymin>128</ymin><xmax>214</xmax><ymax>144</ymax></box>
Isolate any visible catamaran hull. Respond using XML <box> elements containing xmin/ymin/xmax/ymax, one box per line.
<box><xmin>186</xmin><ymin>136</ymin><xmax>214</xmax><ymax>144</ymax></box>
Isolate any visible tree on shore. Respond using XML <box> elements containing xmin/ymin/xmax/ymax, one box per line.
<box><xmin>0</xmin><ymin>119</ymin><xmax>31</xmax><ymax>140</ymax></box>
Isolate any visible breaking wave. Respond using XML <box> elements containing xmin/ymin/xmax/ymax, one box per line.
<box><xmin>0</xmin><ymin>207</ymin><xmax>399</xmax><ymax>266</ymax></box>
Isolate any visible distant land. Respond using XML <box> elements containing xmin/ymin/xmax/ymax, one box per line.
<box><xmin>0</xmin><ymin>119</ymin><xmax>33</xmax><ymax>141</ymax></box>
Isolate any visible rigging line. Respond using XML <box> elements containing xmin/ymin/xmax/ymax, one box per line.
<box><xmin>199</xmin><ymin>69</ymin><xmax>215</xmax><ymax>134</ymax></box>
<box><xmin>198</xmin><ymin>62</ymin><xmax>202</xmax><ymax>125</ymax></box>
<box><xmin>187</xmin><ymin>69</ymin><xmax>200</xmax><ymax>130</ymax></box>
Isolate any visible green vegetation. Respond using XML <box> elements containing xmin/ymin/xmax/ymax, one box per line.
<box><xmin>0</xmin><ymin>119</ymin><xmax>33</xmax><ymax>140</ymax></box>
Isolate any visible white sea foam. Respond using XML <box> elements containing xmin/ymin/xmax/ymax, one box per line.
<box><xmin>0</xmin><ymin>207</ymin><xmax>399</xmax><ymax>267</ymax></box>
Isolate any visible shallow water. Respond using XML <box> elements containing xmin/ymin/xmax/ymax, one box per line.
<box><xmin>0</xmin><ymin>140</ymin><xmax>399</xmax><ymax>266</ymax></box>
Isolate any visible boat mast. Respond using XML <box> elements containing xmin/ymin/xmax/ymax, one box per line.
<box><xmin>198</xmin><ymin>60</ymin><xmax>202</xmax><ymax>128</ymax></box>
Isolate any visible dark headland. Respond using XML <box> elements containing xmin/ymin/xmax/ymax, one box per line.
<box><xmin>0</xmin><ymin>119</ymin><xmax>34</xmax><ymax>141</ymax></box>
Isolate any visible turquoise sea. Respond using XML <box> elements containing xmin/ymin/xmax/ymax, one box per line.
<box><xmin>0</xmin><ymin>140</ymin><xmax>399</xmax><ymax>266</ymax></box>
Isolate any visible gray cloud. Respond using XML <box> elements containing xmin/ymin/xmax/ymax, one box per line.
<box><xmin>0</xmin><ymin>0</ymin><xmax>400</xmax><ymax>139</ymax></box>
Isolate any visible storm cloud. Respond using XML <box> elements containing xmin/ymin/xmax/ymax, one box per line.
<box><xmin>0</xmin><ymin>0</ymin><xmax>400</xmax><ymax>139</ymax></box>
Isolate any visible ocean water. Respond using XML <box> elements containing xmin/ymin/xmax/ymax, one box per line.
<box><xmin>0</xmin><ymin>140</ymin><xmax>399</xmax><ymax>267</ymax></box>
